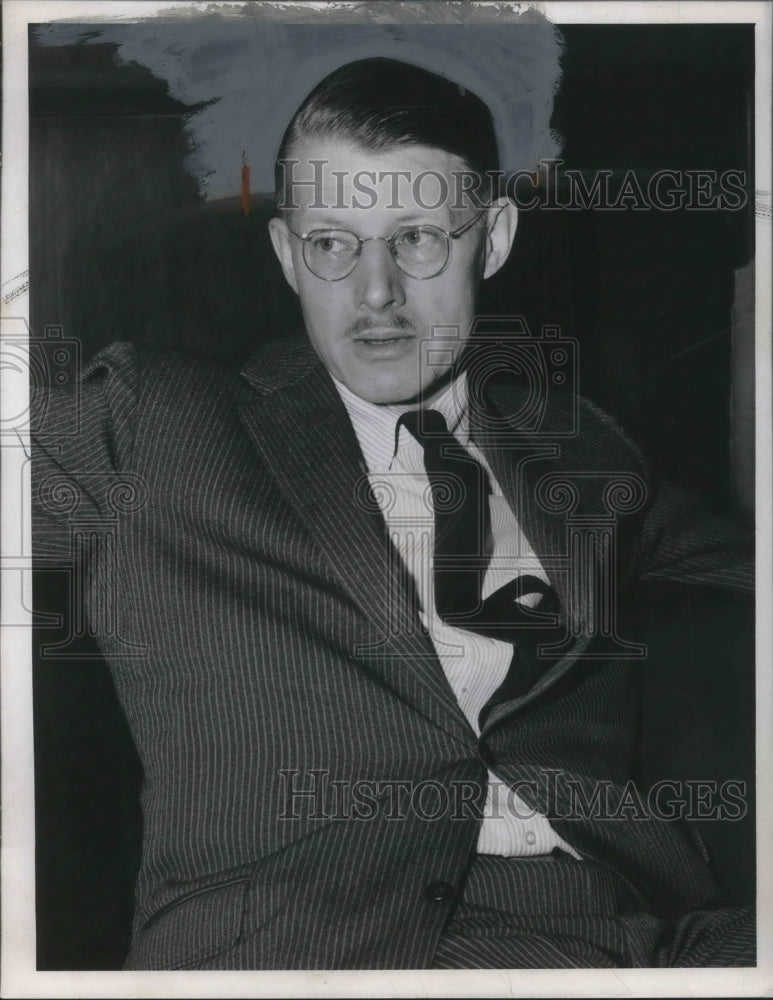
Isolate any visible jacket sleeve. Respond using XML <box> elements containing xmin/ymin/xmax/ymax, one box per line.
<box><xmin>31</xmin><ymin>341</ymin><xmax>142</xmax><ymax>562</ymax></box>
<box><xmin>631</xmin><ymin>475</ymin><xmax>754</xmax><ymax>595</ymax></box>
<box><xmin>576</xmin><ymin>392</ymin><xmax>753</xmax><ymax>596</ymax></box>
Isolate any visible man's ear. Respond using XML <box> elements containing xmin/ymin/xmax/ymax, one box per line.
<box><xmin>482</xmin><ymin>198</ymin><xmax>518</xmax><ymax>280</ymax></box>
<box><xmin>268</xmin><ymin>216</ymin><xmax>299</xmax><ymax>294</ymax></box>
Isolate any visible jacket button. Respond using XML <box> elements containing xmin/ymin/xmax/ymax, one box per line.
<box><xmin>479</xmin><ymin>741</ymin><xmax>496</xmax><ymax>767</ymax></box>
<box><xmin>424</xmin><ymin>880</ymin><xmax>455</xmax><ymax>902</ymax></box>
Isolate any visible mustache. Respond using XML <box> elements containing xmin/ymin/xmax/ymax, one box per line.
<box><xmin>348</xmin><ymin>315</ymin><xmax>416</xmax><ymax>336</ymax></box>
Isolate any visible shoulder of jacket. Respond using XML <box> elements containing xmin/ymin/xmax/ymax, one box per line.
<box><xmin>575</xmin><ymin>393</ymin><xmax>650</xmax><ymax>474</ymax></box>
<box><xmin>240</xmin><ymin>334</ymin><xmax>323</xmax><ymax>396</ymax></box>
<box><xmin>82</xmin><ymin>341</ymin><xmax>248</xmax><ymax>404</ymax></box>
<box><xmin>484</xmin><ymin>379</ymin><xmax>650</xmax><ymax>477</ymax></box>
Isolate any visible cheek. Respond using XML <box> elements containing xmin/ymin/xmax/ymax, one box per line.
<box><xmin>416</xmin><ymin>276</ymin><xmax>477</xmax><ymax>325</ymax></box>
<box><xmin>300</xmin><ymin>282</ymin><xmax>351</xmax><ymax>345</ymax></box>
<box><xmin>427</xmin><ymin>253</ymin><xmax>481</xmax><ymax>315</ymax></box>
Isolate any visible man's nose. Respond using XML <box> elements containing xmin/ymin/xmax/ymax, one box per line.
<box><xmin>354</xmin><ymin>238</ymin><xmax>407</xmax><ymax>312</ymax></box>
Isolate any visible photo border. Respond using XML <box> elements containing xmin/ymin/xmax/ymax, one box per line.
<box><xmin>2</xmin><ymin>2</ymin><xmax>771</xmax><ymax>996</ymax></box>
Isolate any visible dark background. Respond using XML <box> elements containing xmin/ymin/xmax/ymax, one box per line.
<box><xmin>30</xmin><ymin>23</ymin><xmax>756</xmax><ymax>969</ymax></box>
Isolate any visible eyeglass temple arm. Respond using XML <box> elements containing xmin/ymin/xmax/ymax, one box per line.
<box><xmin>450</xmin><ymin>208</ymin><xmax>491</xmax><ymax>240</ymax></box>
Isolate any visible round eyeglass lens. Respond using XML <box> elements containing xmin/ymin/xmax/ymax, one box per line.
<box><xmin>391</xmin><ymin>227</ymin><xmax>449</xmax><ymax>278</ymax></box>
<box><xmin>304</xmin><ymin>231</ymin><xmax>361</xmax><ymax>280</ymax></box>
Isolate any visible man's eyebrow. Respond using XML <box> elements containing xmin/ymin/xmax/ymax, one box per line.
<box><xmin>390</xmin><ymin>212</ymin><xmax>454</xmax><ymax>228</ymax></box>
<box><xmin>300</xmin><ymin>211</ymin><xmax>454</xmax><ymax>231</ymax></box>
<box><xmin>297</xmin><ymin>215</ymin><xmax>354</xmax><ymax>230</ymax></box>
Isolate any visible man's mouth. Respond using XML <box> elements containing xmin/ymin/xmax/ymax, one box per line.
<box><xmin>353</xmin><ymin>329</ymin><xmax>415</xmax><ymax>345</ymax></box>
<box><xmin>350</xmin><ymin>328</ymin><xmax>417</xmax><ymax>360</ymax></box>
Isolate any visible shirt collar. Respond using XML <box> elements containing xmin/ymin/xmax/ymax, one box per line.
<box><xmin>333</xmin><ymin>373</ymin><xmax>471</xmax><ymax>474</ymax></box>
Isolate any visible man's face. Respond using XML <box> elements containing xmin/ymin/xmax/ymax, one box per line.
<box><xmin>269</xmin><ymin>136</ymin><xmax>515</xmax><ymax>405</ymax></box>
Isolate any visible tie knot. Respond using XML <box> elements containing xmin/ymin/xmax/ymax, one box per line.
<box><xmin>398</xmin><ymin>409</ymin><xmax>451</xmax><ymax>448</ymax></box>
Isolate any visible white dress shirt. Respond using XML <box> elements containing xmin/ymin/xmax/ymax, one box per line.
<box><xmin>334</xmin><ymin>373</ymin><xmax>579</xmax><ymax>858</ymax></box>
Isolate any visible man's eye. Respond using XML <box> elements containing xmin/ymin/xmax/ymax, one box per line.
<box><xmin>400</xmin><ymin>228</ymin><xmax>431</xmax><ymax>247</ymax></box>
<box><xmin>309</xmin><ymin>234</ymin><xmax>351</xmax><ymax>254</ymax></box>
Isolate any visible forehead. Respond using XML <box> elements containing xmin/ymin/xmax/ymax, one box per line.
<box><xmin>281</xmin><ymin>135</ymin><xmax>473</xmax><ymax>227</ymax></box>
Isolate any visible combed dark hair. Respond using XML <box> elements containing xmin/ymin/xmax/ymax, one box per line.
<box><xmin>274</xmin><ymin>57</ymin><xmax>500</xmax><ymax>207</ymax></box>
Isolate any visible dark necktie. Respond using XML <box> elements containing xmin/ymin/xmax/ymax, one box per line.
<box><xmin>398</xmin><ymin>409</ymin><xmax>561</xmax><ymax>723</ymax></box>
<box><xmin>398</xmin><ymin>409</ymin><xmax>490</xmax><ymax>623</ymax></box>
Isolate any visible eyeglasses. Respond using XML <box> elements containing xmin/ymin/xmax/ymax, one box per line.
<box><xmin>285</xmin><ymin>210</ymin><xmax>487</xmax><ymax>281</ymax></box>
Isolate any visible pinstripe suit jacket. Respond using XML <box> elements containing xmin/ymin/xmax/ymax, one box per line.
<box><xmin>31</xmin><ymin>336</ymin><xmax>754</xmax><ymax>970</ymax></box>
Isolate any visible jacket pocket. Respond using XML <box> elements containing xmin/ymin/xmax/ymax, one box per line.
<box><xmin>125</xmin><ymin>874</ymin><xmax>252</xmax><ymax>970</ymax></box>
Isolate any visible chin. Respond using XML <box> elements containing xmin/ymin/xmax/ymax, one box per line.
<box><xmin>361</xmin><ymin>387</ymin><xmax>415</xmax><ymax>406</ymax></box>
<box><xmin>345</xmin><ymin>374</ymin><xmax>415</xmax><ymax>406</ymax></box>
<box><xmin>343</xmin><ymin>363</ymin><xmax>454</xmax><ymax>406</ymax></box>
<box><xmin>379</xmin><ymin>376</ymin><xmax>431</xmax><ymax>405</ymax></box>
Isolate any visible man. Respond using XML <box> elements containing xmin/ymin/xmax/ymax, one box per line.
<box><xmin>32</xmin><ymin>57</ymin><xmax>754</xmax><ymax>969</ymax></box>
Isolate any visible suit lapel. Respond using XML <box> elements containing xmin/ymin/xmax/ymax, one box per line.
<box><xmin>238</xmin><ymin>342</ymin><xmax>473</xmax><ymax>745</ymax></box>
<box><xmin>472</xmin><ymin>381</ymin><xmax>576</xmax><ymax>626</ymax></box>
<box><xmin>472</xmin><ymin>382</ymin><xmax>607</xmax><ymax>723</ymax></box>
